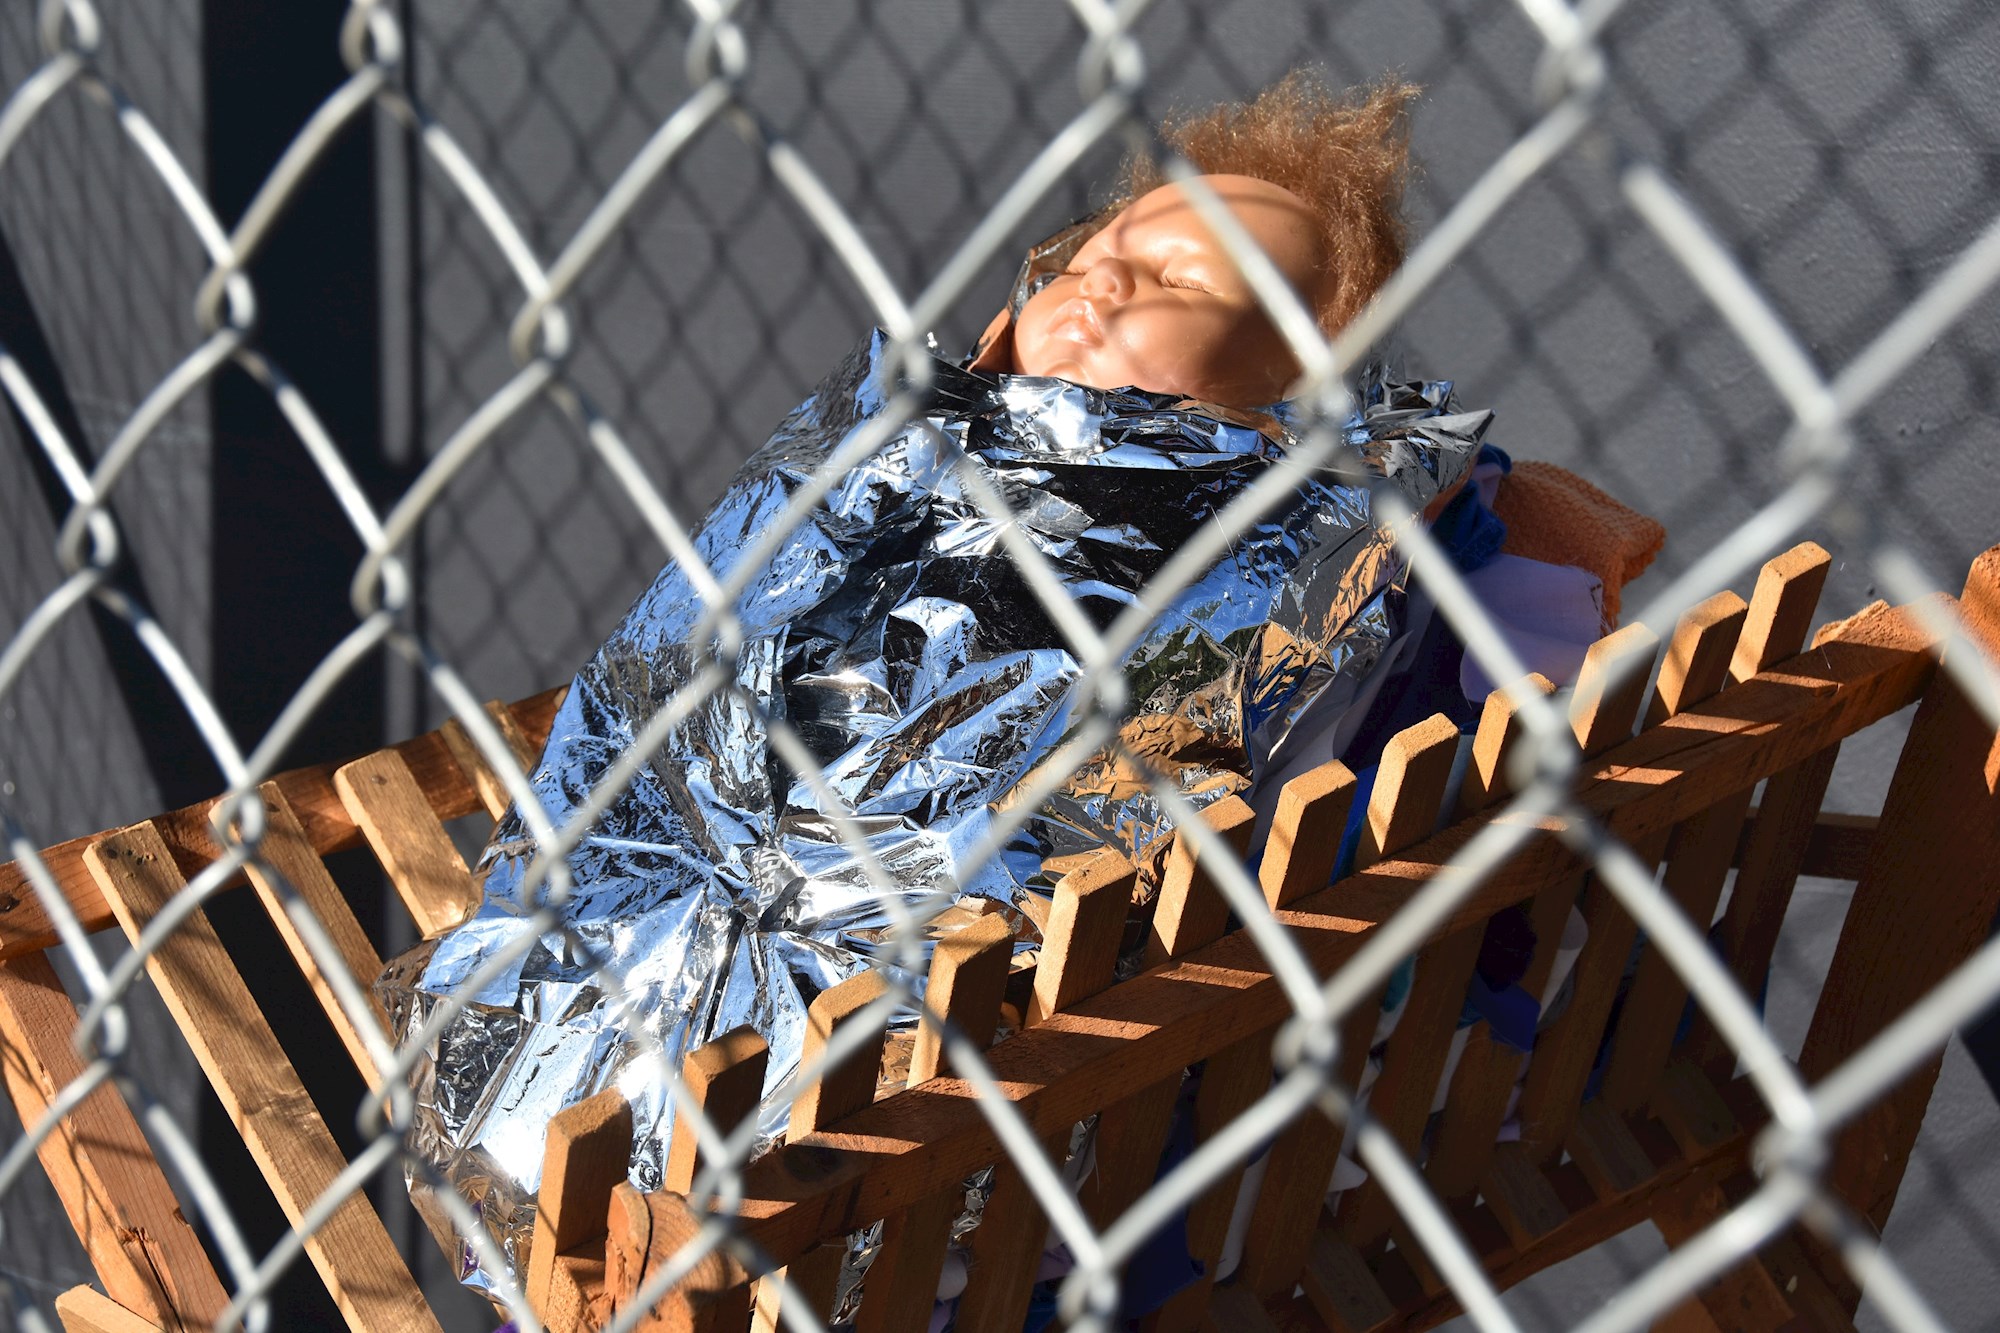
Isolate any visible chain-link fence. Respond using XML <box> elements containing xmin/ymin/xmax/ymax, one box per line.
<box><xmin>3</xmin><ymin>0</ymin><xmax>2000</xmax><ymax>1329</ymax></box>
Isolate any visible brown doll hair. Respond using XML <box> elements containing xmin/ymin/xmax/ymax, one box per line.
<box><xmin>1117</xmin><ymin>71</ymin><xmax>1419</xmax><ymax>335</ymax></box>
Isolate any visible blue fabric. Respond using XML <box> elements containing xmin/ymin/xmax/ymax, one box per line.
<box><xmin>1329</xmin><ymin>443</ymin><xmax>1510</xmax><ymax>774</ymax></box>
<box><xmin>1429</xmin><ymin>443</ymin><xmax>1511</xmax><ymax>574</ymax></box>
<box><xmin>1021</xmin><ymin>1286</ymin><xmax>1060</xmax><ymax>1333</ymax></box>
<box><xmin>1462</xmin><ymin>971</ymin><xmax>1540</xmax><ymax>1052</ymax></box>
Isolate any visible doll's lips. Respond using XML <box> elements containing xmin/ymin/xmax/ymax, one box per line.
<box><xmin>1047</xmin><ymin>297</ymin><xmax>1105</xmax><ymax>344</ymax></box>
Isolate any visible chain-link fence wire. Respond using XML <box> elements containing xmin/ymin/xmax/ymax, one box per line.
<box><xmin>2</xmin><ymin>0</ymin><xmax>2000</xmax><ymax>1329</ymax></box>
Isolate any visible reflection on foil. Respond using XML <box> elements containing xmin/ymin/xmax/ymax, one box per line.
<box><xmin>378</xmin><ymin>328</ymin><xmax>1490</xmax><ymax>1294</ymax></box>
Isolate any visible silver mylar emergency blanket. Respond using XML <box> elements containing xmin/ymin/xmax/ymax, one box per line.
<box><xmin>378</xmin><ymin>328</ymin><xmax>1490</xmax><ymax>1291</ymax></box>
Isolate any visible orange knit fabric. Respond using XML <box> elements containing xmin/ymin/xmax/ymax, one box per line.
<box><xmin>1488</xmin><ymin>460</ymin><xmax>1666</xmax><ymax>624</ymax></box>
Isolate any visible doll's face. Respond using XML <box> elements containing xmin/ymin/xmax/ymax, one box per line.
<box><xmin>1009</xmin><ymin>174</ymin><xmax>1328</xmax><ymax>407</ymax></box>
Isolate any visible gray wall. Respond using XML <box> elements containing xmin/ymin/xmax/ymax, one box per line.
<box><xmin>2</xmin><ymin>0</ymin><xmax>1997</xmax><ymax>1327</ymax></box>
<box><xmin>0</xmin><ymin>0</ymin><xmax>212</xmax><ymax>1316</ymax></box>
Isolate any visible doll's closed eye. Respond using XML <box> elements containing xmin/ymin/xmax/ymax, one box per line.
<box><xmin>1058</xmin><ymin>264</ymin><xmax>1211</xmax><ymax>293</ymax></box>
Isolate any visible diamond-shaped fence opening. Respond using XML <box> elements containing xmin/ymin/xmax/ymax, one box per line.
<box><xmin>2</xmin><ymin>2</ymin><xmax>1999</xmax><ymax>1332</ymax></box>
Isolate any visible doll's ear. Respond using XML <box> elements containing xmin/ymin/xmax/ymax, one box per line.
<box><xmin>969</xmin><ymin>307</ymin><xmax>1014</xmax><ymax>372</ymax></box>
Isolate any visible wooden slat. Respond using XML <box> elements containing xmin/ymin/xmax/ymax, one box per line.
<box><xmin>1300</xmin><ymin>1232</ymin><xmax>1395</xmax><ymax>1333</ymax></box>
<box><xmin>334</xmin><ymin>749</ymin><xmax>480</xmax><ymax>938</ymax></box>
<box><xmin>1096</xmin><ymin>800</ymin><xmax>1248</xmax><ymax>1232</ymax></box>
<box><xmin>604</xmin><ymin>1186</ymin><xmax>749</xmax><ymax>1333</ymax></box>
<box><xmin>241</xmin><ymin>783</ymin><xmax>389</xmax><ymax>1082</ymax></box>
<box><xmin>1595</xmin><ymin>593</ymin><xmax>1751</xmax><ymax>1113</ymax></box>
<box><xmin>1146</xmin><ymin>795</ymin><xmax>1258</xmax><ymax>967</ymax></box>
<box><xmin>1565</xmin><ymin>1101</ymin><xmax>1655</xmax><ymax>1199</ymax></box>
<box><xmin>755</xmin><ymin>971</ymin><xmax>892</xmax><ymax>1331</ymax></box>
<box><xmin>1645</xmin><ymin>591</ymin><xmax>1749</xmax><ymax>729</ymax></box>
<box><xmin>1649</xmin><ymin>1174</ymin><xmax>1798</xmax><ymax>1329</ymax></box>
<box><xmin>84</xmin><ymin>823</ymin><xmax>440</xmax><ymax>1333</ymax></box>
<box><xmin>1796</xmin><ymin>546</ymin><xmax>2000</xmax><ymax>1303</ymax></box>
<box><xmin>1736</xmin><ymin>808</ymin><xmax>1876</xmax><ymax>882</ymax></box>
<box><xmin>1760</xmin><ymin>1229</ymin><xmax>1862</xmax><ymax>1331</ymax></box>
<box><xmin>0</xmin><ymin>956</ymin><xmax>229</xmax><ymax>1331</ymax></box>
<box><xmin>1332</xmin><ymin>713</ymin><xmax>1469</xmax><ymax>1249</ymax></box>
<box><xmin>1333</xmin><ymin>925</ymin><xmax>1481</xmax><ymax>1250</ymax></box>
<box><xmin>54</xmin><ymin>1286</ymin><xmax>164</xmax><ymax>1333</ymax></box>
<box><xmin>1508</xmin><ymin>618</ymin><xmax>1698</xmax><ymax>1169</ymax></box>
<box><xmin>1236</xmin><ymin>754</ymin><xmax>1411</xmax><ymax>1292</ymax></box>
<box><xmin>1260</xmin><ymin>761</ymin><xmax>1358</xmax><ymax>910</ymax></box>
<box><xmin>1028</xmin><ymin>854</ymin><xmax>1135</xmax><ymax>1026</ymax></box>
<box><xmin>789</xmin><ymin>971</ymin><xmax>891</xmax><ymax>1136</ymax></box>
<box><xmin>529</xmin><ymin>1087</ymin><xmax>632</xmax><ymax>1330</ymax></box>
<box><xmin>663</xmin><ymin>1027</ymin><xmax>769</xmax><ymax>1196</ymax></box>
<box><xmin>916</xmin><ymin>920</ymin><xmax>1024</xmax><ymax>1320</ymax></box>
<box><xmin>1681</xmin><ymin>744</ymin><xmax>1839</xmax><ymax>1081</ymax></box>
<box><xmin>1139</xmin><ymin>1033</ymin><xmax>1274</xmax><ymax>1331</ymax></box>
<box><xmin>856</xmin><ymin>915</ymin><xmax>1011</xmax><ymax>1333</ymax></box>
<box><xmin>438</xmin><ymin>699</ymin><xmax>543</xmax><ymax>821</ymax></box>
<box><xmin>960</xmin><ymin>841</ymin><xmax>1142</xmax><ymax>1333</ymax></box>
<box><xmin>854</xmin><ymin>1190</ymin><xmax>959</xmax><ymax>1333</ymax></box>
<box><xmin>1669</xmin><ymin>544</ymin><xmax>1835</xmax><ymax>1085</ymax></box>
<box><xmin>1200</xmin><ymin>1282</ymin><xmax>1283</xmax><ymax>1333</ymax></box>
<box><xmin>1354</xmin><ymin>714</ymin><xmax>1461</xmax><ymax>871</ymax></box>
<box><xmin>1083</xmin><ymin>1076</ymin><xmax>1183</xmax><ymax>1234</ymax></box>
<box><xmin>1651</xmin><ymin>1061</ymin><xmax>1739</xmax><ymax>1159</ymax></box>
<box><xmin>1729</xmin><ymin>541</ymin><xmax>1833</xmax><ymax>686</ymax></box>
<box><xmin>1455</xmin><ymin>674</ymin><xmax>1554</xmax><ymax>816</ymax></box>
<box><xmin>909</xmin><ymin>913</ymin><xmax>1014</xmax><ymax>1083</ymax></box>
<box><xmin>0</xmin><ymin>686</ymin><xmax>567</xmax><ymax>962</ymax></box>
<box><xmin>1423</xmin><ymin>677</ymin><xmax>1557</xmax><ymax>1203</ymax></box>
<box><xmin>1234</xmin><ymin>999</ymin><xmax>1376</xmax><ymax>1298</ymax></box>
<box><xmin>1481</xmin><ymin>1143</ymin><xmax>1568</xmax><ymax>1249</ymax></box>
<box><xmin>1568</xmin><ymin>623</ymin><xmax>1661</xmax><ymax>758</ymax></box>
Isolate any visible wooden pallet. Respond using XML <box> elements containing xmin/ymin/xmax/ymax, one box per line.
<box><xmin>4</xmin><ymin>539</ymin><xmax>1996</xmax><ymax>1333</ymax></box>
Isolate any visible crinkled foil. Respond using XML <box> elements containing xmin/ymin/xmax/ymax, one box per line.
<box><xmin>377</xmin><ymin>329</ymin><xmax>1490</xmax><ymax>1294</ymax></box>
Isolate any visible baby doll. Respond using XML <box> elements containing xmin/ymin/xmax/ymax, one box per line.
<box><xmin>380</xmin><ymin>72</ymin><xmax>1657</xmax><ymax>1315</ymax></box>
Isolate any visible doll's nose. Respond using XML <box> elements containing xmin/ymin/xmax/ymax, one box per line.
<box><xmin>1078</xmin><ymin>256</ymin><xmax>1136</xmax><ymax>304</ymax></box>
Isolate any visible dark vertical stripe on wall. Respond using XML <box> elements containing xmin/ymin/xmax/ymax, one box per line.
<box><xmin>0</xmin><ymin>224</ymin><xmax>220</xmax><ymax>813</ymax></box>
<box><xmin>202</xmin><ymin>4</ymin><xmax>387</xmax><ymax>1323</ymax></box>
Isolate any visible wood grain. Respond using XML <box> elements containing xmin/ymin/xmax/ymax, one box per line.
<box><xmin>1729</xmin><ymin>541</ymin><xmax>1832</xmax><ymax>686</ymax></box>
<box><xmin>1260</xmin><ymin>761</ymin><xmax>1357</xmax><ymax>911</ymax></box>
<box><xmin>334</xmin><ymin>750</ymin><xmax>480</xmax><ymax>939</ymax></box>
<box><xmin>856</xmin><ymin>914</ymin><xmax>1012</xmax><ymax>1333</ymax></box>
<box><xmin>910</xmin><ymin>913</ymin><xmax>1013</xmax><ymax>1084</ymax></box>
<box><xmin>1354</xmin><ymin>714</ymin><xmax>1460</xmax><ymax>871</ymax></box>
<box><xmin>85</xmin><ymin>823</ymin><xmax>439</xmax><ymax>1333</ymax></box>
<box><xmin>1795</xmin><ymin>545</ymin><xmax>2000</xmax><ymax>1304</ymax></box>
<box><xmin>1146</xmin><ymin>795</ymin><xmax>1258</xmax><ymax>967</ymax></box>
<box><xmin>241</xmin><ymin>782</ymin><xmax>390</xmax><ymax>1082</ymax></box>
<box><xmin>663</xmin><ymin>1027</ymin><xmax>769</xmax><ymax>1196</ymax></box>
<box><xmin>1300</xmin><ymin>1231</ymin><xmax>1394</xmax><ymax>1333</ymax></box>
<box><xmin>439</xmin><ymin>698</ymin><xmax>543</xmax><ymax>821</ymax></box>
<box><xmin>53</xmin><ymin>1286</ymin><xmax>164</xmax><ymax>1333</ymax></box>
<box><xmin>1138</xmin><ymin>1033</ymin><xmax>1274</xmax><ymax>1331</ymax></box>
<box><xmin>603</xmin><ymin>1187</ymin><xmax>749</xmax><ymax>1333</ymax></box>
<box><xmin>1029</xmin><ymin>853</ymin><xmax>1135</xmax><ymax>1027</ymax></box>
<box><xmin>759</xmin><ymin>971</ymin><xmax>892</xmax><ymax>1330</ymax></box>
<box><xmin>1595</xmin><ymin>592</ymin><xmax>1752</xmax><ymax>1112</ymax></box>
<box><xmin>1423</xmin><ymin>676</ymin><xmax>1556</xmax><ymax>1203</ymax></box>
<box><xmin>1455</xmin><ymin>674</ymin><xmax>1554</xmax><ymax>817</ymax></box>
<box><xmin>528</xmin><ymin>1086</ymin><xmax>631</xmax><ymax>1327</ymax></box>
<box><xmin>0</xmin><ymin>686</ymin><xmax>565</xmax><ymax>962</ymax></box>
<box><xmin>0</xmin><ymin>956</ymin><xmax>228</xmax><ymax>1330</ymax></box>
